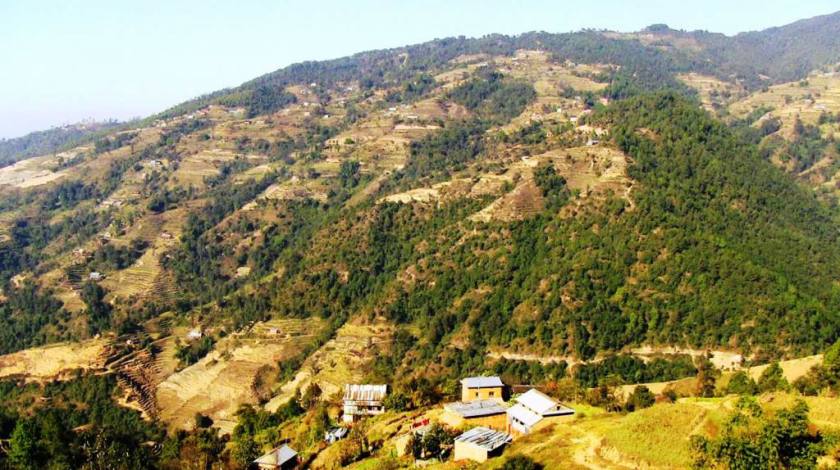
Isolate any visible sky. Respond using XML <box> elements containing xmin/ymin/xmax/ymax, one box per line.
<box><xmin>1</xmin><ymin>0</ymin><xmax>838</xmax><ymax>139</ymax></box>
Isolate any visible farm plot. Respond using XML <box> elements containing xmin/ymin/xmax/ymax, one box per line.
<box><xmin>265</xmin><ymin>320</ymin><xmax>393</xmax><ymax>413</ymax></box>
<box><xmin>728</xmin><ymin>72</ymin><xmax>840</xmax><ymax>138</ymax></box>
<box><xmin>0</xmin><ymin>338</ymin><xmax>110</xmax><ymax>381</ymax></box>
<box><xmin>156</xmin><ymin>317</ymin><xmax>327</xmax><ymax>433</ymax></box>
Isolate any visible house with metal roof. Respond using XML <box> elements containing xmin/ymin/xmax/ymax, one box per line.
<box><xmin>460</xmin><ymin>376</ymin><xmax>506</xmax><ymax>402</ymax></box>
<box><xmin>506</xmin><ymin>388</ymin><xmax>574</xmax><ymax>436</ymax></box>
<box><xmin>342</xmin><ymin>384</ymin><xmax>387</xmax><ymax>423</ymax></box>
<box><xmin>440</xmin><ymin>398</ymin><xmax>509</xmax><ymax>431</ymax></box>
<box><xmin>453</xmin><ymin>426</ymin><xmax>512</xmax><ymax>463</ymax></box>
<box><xmin>253</xmin><ymin>444</ymin><xmax>298</xmax><ymax>469</ymax></box>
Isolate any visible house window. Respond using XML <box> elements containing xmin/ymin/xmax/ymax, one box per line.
<box><xmin>489</xmin><ymin>391</ymin><xmax>495</xmax><ymax>397</ymax></box>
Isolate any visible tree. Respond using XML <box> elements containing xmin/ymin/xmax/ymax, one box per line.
<box><xmin>625</xmin><ymin>385</ymin><xmax>655</xmax><ymax>411</ymax></box>
<box><xmin>300</xmin><ymin>382</ymin><xmax>322</xmax><ymax>409</ymax></box>
<box><xmin>757</xmin><ymin>362</ymin><xmax>789</xmax><ymax>392</ymax></box>
<box><xmin>694</xmin><ymin>356</ymin><xmax>719</xmax><ymax>398</ymax></box>
<box><xmin>725</xmin><ymin>371</ymin><xmax>758</xmax><ymax>395</ymax></box>
<box><xmin>824</xmin><ymin>339</ymin><xmax>840</xmax><ymax>380</ymax></box>
<box><xmin>81</xmin><ymin>281</ymin><xmax>112</xmax><ymax>336</ymax></box>
<box><xmin>339</xmin><ymin>160</ymin><xmax>361</xmax><ymax>188</ymax></box>
<box><xmin>8</xmin><ymin>420</ymin><xmax>37</xmax><ymax>470</ymax></box>
<box><xmin>691</xmin><ymin>398</ymin><xmax>822</xmax><ymax>469</ymax></box>
<box><xmin>383</xmin><ymin>390</ymin><xmax>410</xmax><ymax>412</ymax></box>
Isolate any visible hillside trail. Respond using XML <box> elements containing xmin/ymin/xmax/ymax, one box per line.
<box><xmin>571</xmin><ymin>431</ymin><xmax>639</xmax><ymax>470</ymax></box>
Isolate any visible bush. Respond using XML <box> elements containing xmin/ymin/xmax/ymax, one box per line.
<box><xmin>691</xmin><ymin>397</ymin><xmax>823</xmax><ymax>469</ymax></box>
<box><xmin>383</xmin><ymin>391</ymin><xmax>410</xmax><ymax>412</ymax></box>
<box><xmin>625</xmin><ymin>385</ymin><xmax>655</xmax><ymax>411</ymax></box>
<box><xmin>725</xmin><ymin>371</ymin><xmax>758</xmax><ymax>395</ymax></box>
<box><xmin>501</xmin><ymin>454</ymin><xmax>544</xmax><ymax>470</ymax></box>
<box><xmin>757</xmin><ymin>362</ymin><xmax>790</xmax><ymax>392</ymax></box>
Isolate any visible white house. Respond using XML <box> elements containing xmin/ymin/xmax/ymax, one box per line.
<box><xmin>506</xmin><ymin>389</ymin><xmax>574</xmax><ymax>435</ymax></box>
<box><xmin>254</xmin><ymin>445</ymin><xmax>298</xmax><ymax>469</ymax></box>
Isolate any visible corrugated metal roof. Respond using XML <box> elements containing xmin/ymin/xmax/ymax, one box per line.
<box><xmin>343</xmin><ymin>384</ymin><xmax>387</xmax><ymax>402</ymax></box>
<box><xmin>461</xmin><ymin>376</ymin><xmax>504</xmax><ymax>388</ymax></box>
<box><xmin>253</xmin><ymin>444</ymin><xmax>297</xmax><ymax>466</ymax></box>
<box><xmin>444</xmin><ymin>399</ymin><xmax>508</xmax><ymax>418</ymax></box>
<box><xmin>455</xmin><ymin>426</ymin><xmax>512</xmax><ymax>451</ymax></box>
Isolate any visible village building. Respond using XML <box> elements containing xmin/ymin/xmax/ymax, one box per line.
<box><xmin>324</xmin><ymin>427</ymin><xmax>348</xmax><ymax>444</ymax></box>
<box><xmin>253</xmin><ymin>444</ymin><xmax>298</xmax><ymax>470</ymax></box>
<box><xmin>461</xmin><ymin>376</ymin><xmax>505</xmax><ymax>402</ymax></box>
<box><xmin>342</xmin><ymin>384</ymin><xmax>387</xmax><ymax>423</ymax></box>
<box><xmin>440</xmin><ymin>399</ymin><xmax>509</xmax><ymax>431</ymax></box>
<box><xmin>186</xmin><ymin>328</ymin><xmax>203</xmax><ymax>340</ymax></box>
<box><xmin>506</xmin><ymin>389</ymin><xmax>574</xmax><ymax>436</ymax></box>
<box><xmin>88</xmin><ymin>272</ymin><xmax>104</xmax><ymax>281</ymax></box>
<box><xmin>453</xmin><ymin>426</ymin><xmax>512</xmax><ymax>463</ymax></box>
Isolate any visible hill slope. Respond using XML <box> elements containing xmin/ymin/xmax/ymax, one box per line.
<box><xmin>0</xmin><ymin>14</ymin><xmax>839</xmax><ymax>468</ymax></box>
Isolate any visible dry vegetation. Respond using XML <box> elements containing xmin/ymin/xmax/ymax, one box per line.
<box><xmin>0</xmin><ymin>338</ymin><xmax>110</xmax><ymax>381</ymax></box>
<box><xmin>156</xmin><ymin>317</ymin><xmax>327</xmax><ymax>433</ymax></box>
<box><xmin>265</xmin><ymin>319</ymin><xmax>394</xmax><ymax>413</ymax></box>
<box><xmin>728</xmin><ymin>70</ymin><xmax>840</xmax><ymax>138</ymax></box>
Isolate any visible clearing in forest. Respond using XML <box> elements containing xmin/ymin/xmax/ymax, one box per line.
<box><xmin>0</xmin><ymin>338</ymin><xmax>110</xmax><ymax>381</ymax></box>
<box><xmin>264</xmin><ymin>320</ymin><xmax>393</xmax><ymax>413</ymax></box>
<box><xmin>156</xmin><ymin>317</ymin><xmax>327</xmax><ymax>433</ymax></box>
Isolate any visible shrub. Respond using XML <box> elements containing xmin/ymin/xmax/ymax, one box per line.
<box><xmin>625</xmin><ymin>385</ymin><xmax>655</xmax><ymax>411</ymax></box>
<box><xmin>757</xmin><ymin>362</ymin><xmax>790</xmax><ymax>392</ymax></box>
<box><xmin>724</xmin><ymin>371</ymin><xmax>758</xmax><ymax>395</ymax></box>
<box><xmin>501</xmin><ymin>454</ymin><xmax>544</xmax><ymax>470</ymax></box>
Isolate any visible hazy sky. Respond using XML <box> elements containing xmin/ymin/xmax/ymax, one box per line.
<box><xmin>1</xmin><ymin>0</ymin><xmax>838</xmax><ymax>139</ymax></box>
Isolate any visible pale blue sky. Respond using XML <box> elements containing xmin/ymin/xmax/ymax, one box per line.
<box><xmin>1</xmin><ymin>0</ymin><xmax>838</xmax><ymax>139</ymax></box>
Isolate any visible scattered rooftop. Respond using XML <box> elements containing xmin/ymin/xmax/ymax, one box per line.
<box><xmin>444</xmin><ymin>399</ymin><xmax>508</xmax><ymax>418</ymax></box>
<box><xmin>343</xmin><ymin>384</ymin><xmax>387</xmax><ymax>402</ymax></box>
<box><xmin>516</xmin><ymin>388</ymin><xmax>574</xmax><ymax>417</ymax></box>
<box><xmin>253</xmin><ymin>444</ymin><xmax>297</xmax><ymax>467</ymax></box>
<box><xmin>461</xmin><ymin>376</ymin><xmax>504</xmax><ymax>388</ymax></box>
<box><xmin>455</xmin><ymin>426</ymin><xmax>512</xmax><ymax>452</ymax></box>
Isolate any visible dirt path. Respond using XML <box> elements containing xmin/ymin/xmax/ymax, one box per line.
<box><xmin>571</xmin><ymin>431</ymin><xmax>639</xmax><ymax>470</ymax></box>
<box><xmin>571</xmin><ymin>432</ymin><xmax>603</xmax><ymax>469</ymax></box>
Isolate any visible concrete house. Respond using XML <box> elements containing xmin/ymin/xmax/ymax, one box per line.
<box><xmin>253</xmin><ymin>444</ymin><xmax>298</xmax><ymax>469</ymax></box>
<box><xmin>461</xmin><ymin>376</ymin><xmax>505</xmax><ymax>402</ymax></box>
<box><xmin>440</xmin><ymin>399</ymin><xmax>509</xmax><ymax>431</ymax></box>
<box><xmin>342</xmin><ymin>384</ymin><xmax>387</xmax><ymax>423</ymax></box>
<box><xmin>507</xmin><ymin>389</ymin><xmax>574</xmax><ymax>436</ymax></box>
<box><xmin>453</xmin><ymin>426</ymin><xmax>512</xmax><ymax>463</ymax></box>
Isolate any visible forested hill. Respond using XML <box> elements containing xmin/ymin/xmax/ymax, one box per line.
<box><xmin>4</xmin><ymin>10</ymin><xmax>840</xmax><ymax>469</ymax></box>
<box><xmin>638</xmin><ymin>11</ymin><xmax>840</xmax><ymax>89</ymax></box>
<box><xmin>0</xmin><ymin>120</ymin><xmax>124</xmax><ymax>168</ymax></box>
<box><xmin>150</xmin><ymin>11</ymin><xmax>840</xmax><ymax>125</ymax></box>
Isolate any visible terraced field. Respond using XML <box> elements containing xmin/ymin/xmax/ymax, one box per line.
<box><xmin>156</xmin><ymin>317</ymin><xmax>328</xmax><ymax>433</ymax></box>
<box><xmin>265</xmin><ymin>320</ymin><xmax>393</xmax><ymax>412</ymax></box>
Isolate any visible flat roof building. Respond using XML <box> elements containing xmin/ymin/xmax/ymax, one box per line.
<box><xmin>453</xmin><ymin>426</ymin><xmax>512</xmax><ymax>463</ymax></box>
<box><xmin>461</xmin><ymin>376</ymin><xmax>505</xmax><ymax>402</ymax></box>
<box><xmin>441</xmin><ymin>399</ymin><xmax>509</xmax><ymax>431</ymax></box>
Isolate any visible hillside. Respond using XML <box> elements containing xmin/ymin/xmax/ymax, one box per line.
<box><xmin>1</xmin><ymin>10</ymin><xmax>840</xmax><ymax>470</ymax></box>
